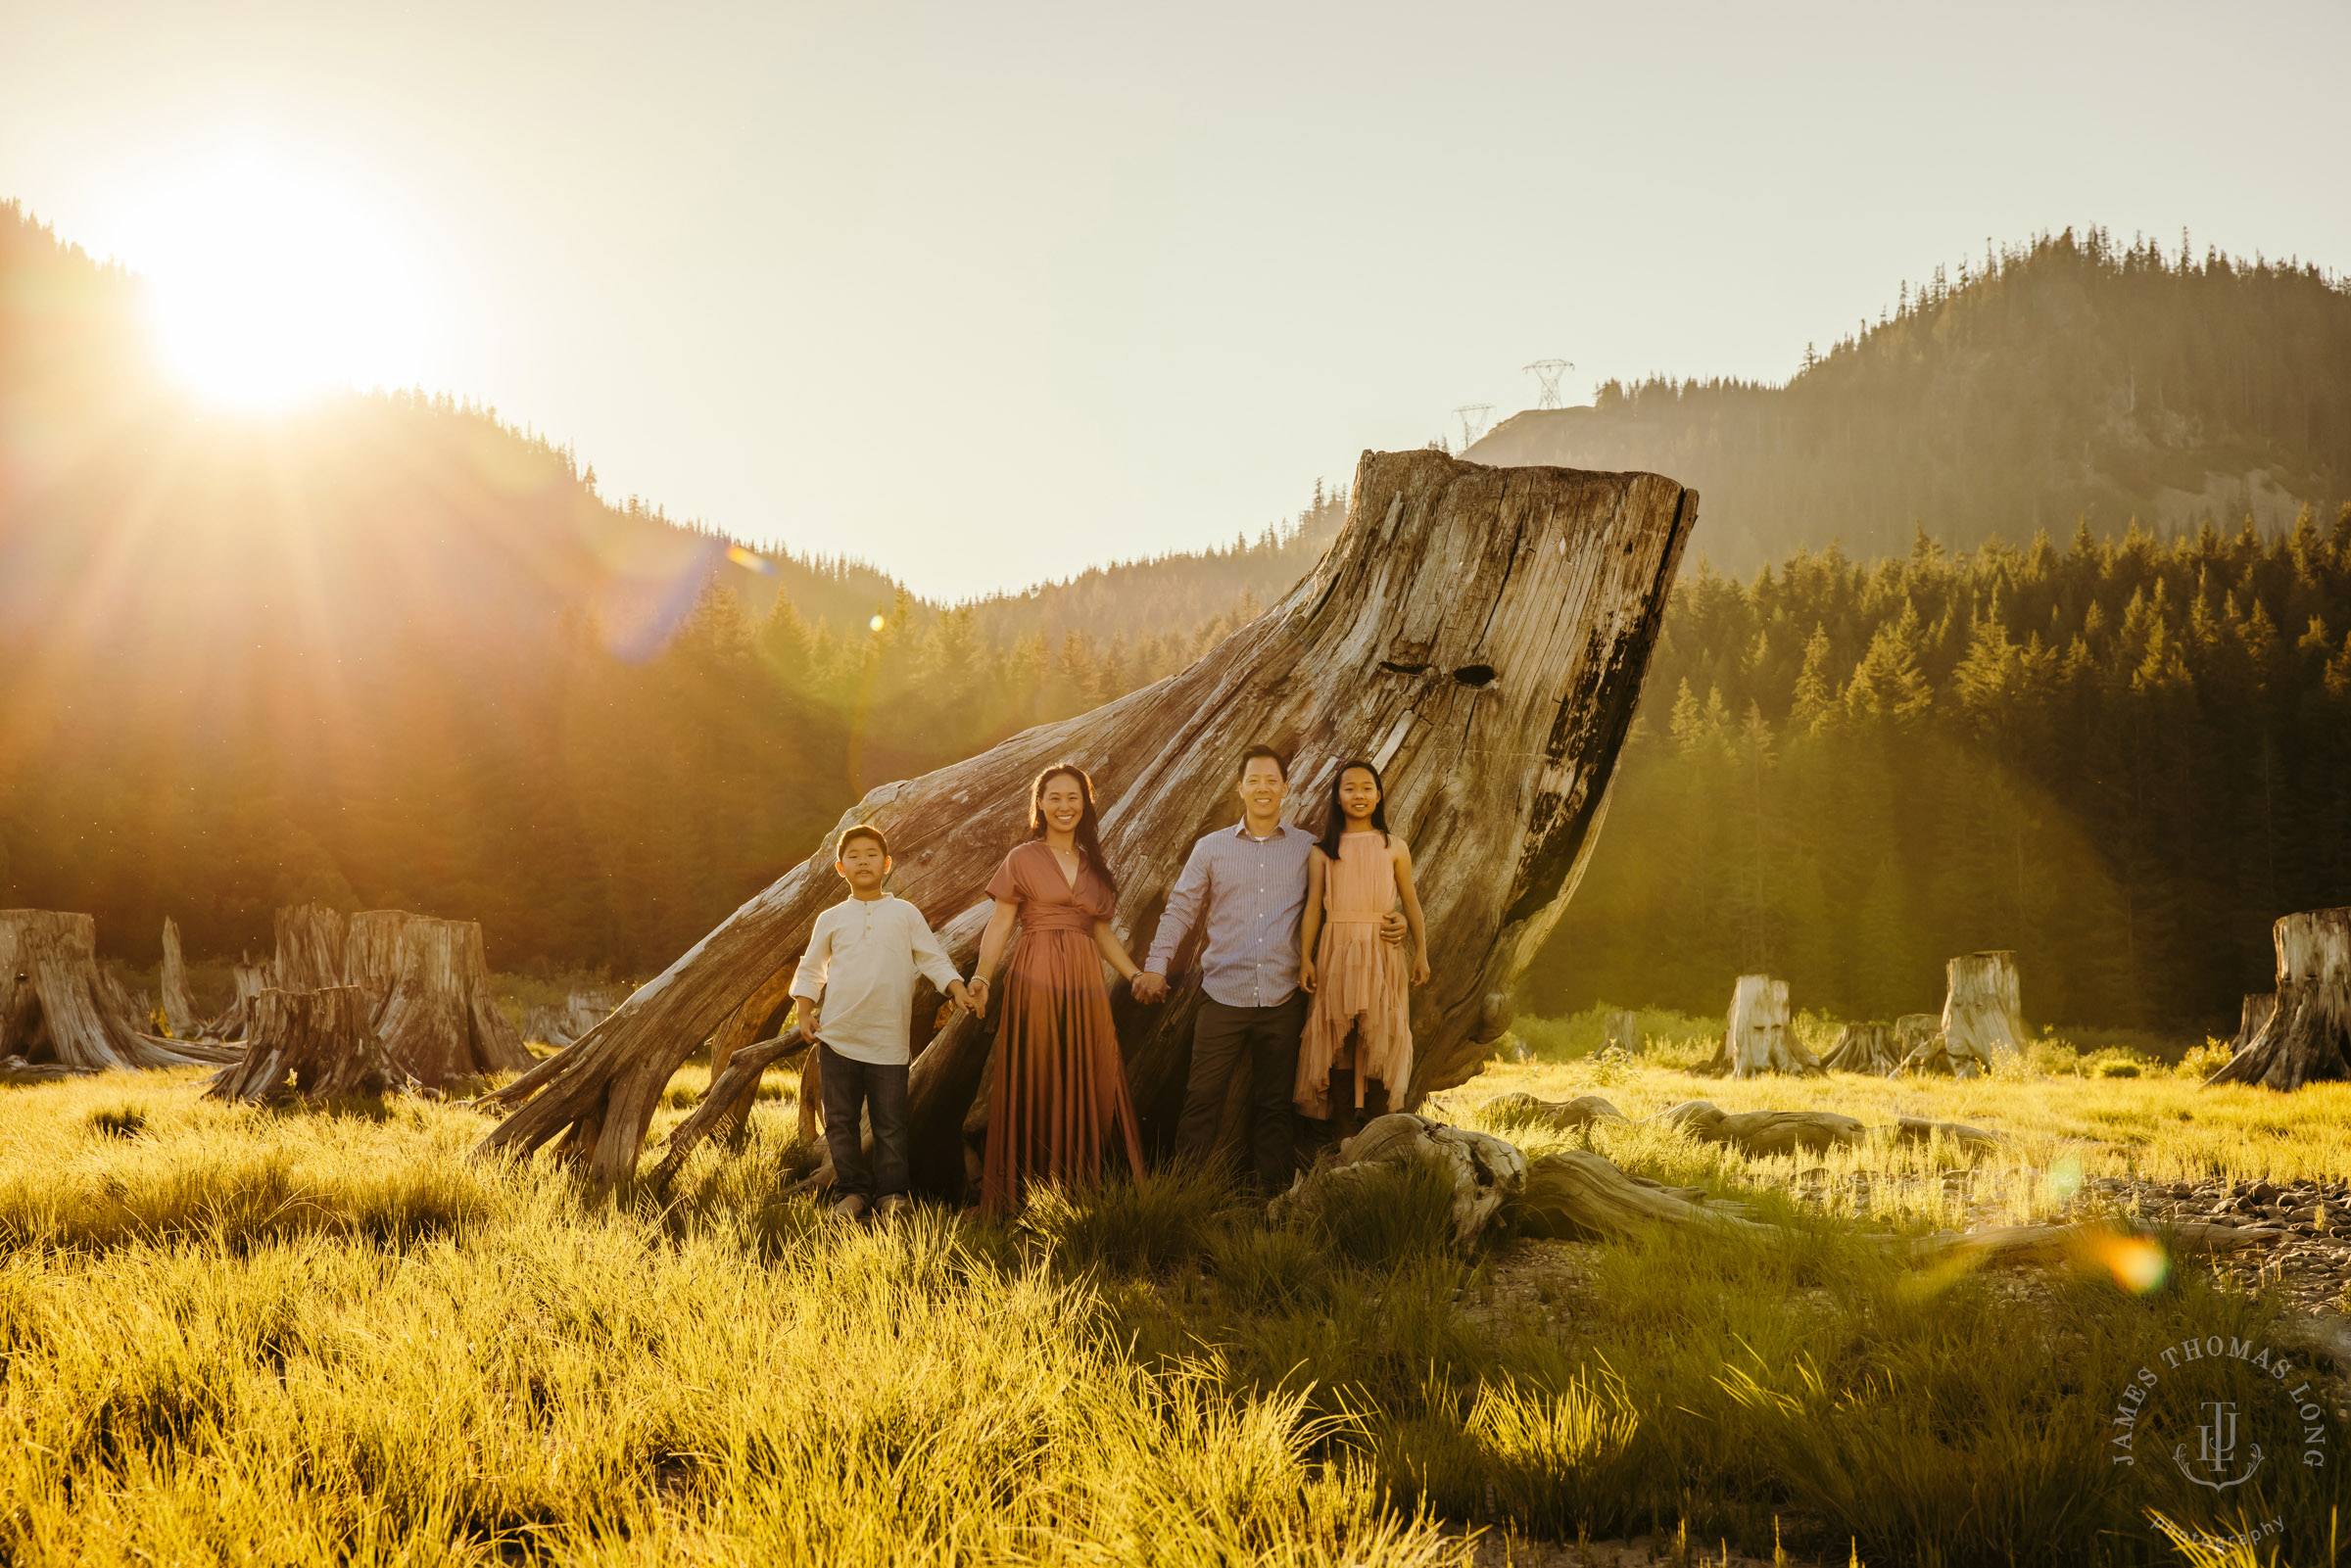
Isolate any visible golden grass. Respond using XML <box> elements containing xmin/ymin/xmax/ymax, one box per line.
<box><xmin>0</xmin><ymin>1039</ymin><xmax>2341</xmax><ymax>1566</ymax></box>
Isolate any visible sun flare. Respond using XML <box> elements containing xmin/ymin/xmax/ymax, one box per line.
<box><xmin>129</xmin><ymin>150</ymin><xmax>437</xmax><ymax>411</ymax></box>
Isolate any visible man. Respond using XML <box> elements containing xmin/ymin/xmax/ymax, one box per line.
<box><xmin>1133</xmin><ymin>744</ymin><xmax>1405</xmax><ymax>1192</ymax></box>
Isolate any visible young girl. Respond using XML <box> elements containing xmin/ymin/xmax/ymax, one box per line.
<box><xmin>1296</xmin><ymin>758</ymin><xmax>1428</xmax><ymax>1128</ymax></box>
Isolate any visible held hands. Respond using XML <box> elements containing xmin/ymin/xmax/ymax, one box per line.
<box><xmin>963</xmin><ymin>974</ymin><xmax>990</xmax><ymax>1014</ymax></box>
<box><xmin>1130</xmin><ymin>972</ymin><xmax>1169</xmax><ymax>1005</ymax></box>
<box><xmin>1377</xmin><ymin>911</ymin><xmax>1408</xmax><ymax>946</ymax></box>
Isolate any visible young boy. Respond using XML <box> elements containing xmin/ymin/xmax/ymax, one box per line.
<box><xmin>791</xmin><ymin>824</ymin><xmax>975</xmax><ymax>1220</ymax></box>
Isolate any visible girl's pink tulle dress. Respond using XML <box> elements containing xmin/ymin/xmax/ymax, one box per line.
<box><xmin>1295</xmin><ymin>832</ymin><xmax>1413</xmax><ymax>1117</ymax></box>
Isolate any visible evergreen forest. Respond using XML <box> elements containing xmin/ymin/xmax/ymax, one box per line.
<box><xmin>1526</xmin><ymin>511</ymin><xmax>2351</xmax><ymax>1033</ymax></box>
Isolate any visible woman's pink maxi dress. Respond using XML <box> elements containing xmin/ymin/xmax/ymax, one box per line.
<box><xmin>1295</xmin><ymin>832</ymin><xmax>1413</xmax><ymax>1117</ymax></box>
<box><xmin>980</xmin><ymin>841</ymin><xmax>1148</xmax><ymax>1213</ymax></box>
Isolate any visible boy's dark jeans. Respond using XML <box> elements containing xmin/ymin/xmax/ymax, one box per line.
<box><xmin>1175</xmin><ymin>991</ymin><xmax>1308</xmax><ymax>1194</ymax></box>
<box><xmin>818</xmin><ymin>1041</ymin><xmax>909</xmax><ymax>1203</ymax></box>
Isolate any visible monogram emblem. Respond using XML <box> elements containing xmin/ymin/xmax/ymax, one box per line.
<box><xmin>2174</xmin><ymin>1400</ymin><xmax>2265</xmax><ymax>1491</ymax></box>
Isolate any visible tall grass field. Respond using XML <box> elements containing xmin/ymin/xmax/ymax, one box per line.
<box><xmin>0</xmin><ymin>1009</ymin><xmax>2343</xmax><ymax>1566</ymax></box>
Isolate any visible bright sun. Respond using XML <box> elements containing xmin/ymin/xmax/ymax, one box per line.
<box><xmin>131</xmin><ymin>151</ymin><xmax>437</xmax><ymax>411</ymax></box>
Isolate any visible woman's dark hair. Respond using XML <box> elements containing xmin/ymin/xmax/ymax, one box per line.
<box><xmin>1317</xmin><ymin>758</ymin><xmax>1390</xmax><ymax>860</ymax></box>
<box><xmin>1030</xmin><ymin>763</ymin><xmax>1118</xmax><ymax>899</ymax></box>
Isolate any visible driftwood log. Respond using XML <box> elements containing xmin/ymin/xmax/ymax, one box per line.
<box><xmin>1821</xmin><ymin>1021</ymin><xmax>1899</xmax><ymax>1073</ymax></box>
<box><xmin>2207</xmin><ymin>908</ymin><xmax>2351</xmax><ymax>1089</ymax></box>
<box><xmin>476</xmin><ymin>450</ymin><xmax>1697</xmax><ymax>1191</ymax></box>
<box><xmin>1938</xmin><ymin>951</ymin><xmax>2025</xmax><ymax>1067</ymax></box>
<box><xmin>0</xmin><ymin>911</ymin><xmax>236</xmax><ymax>1070</ymax></box>
<box><xmin>206</xmin><ymin>986</ymin><xmax>422</xmax><ymax>1104</ymax></box>
<box><xmin>1478</xmin><ymin>1091</ymin><xmax>1628</xmax><ymax>1133</ymax></box>
<box><xmin>159</xmin><ymin>918</ymin><xmax>201</xmax><ymax>1037</ymax></box>
<box><xmin>1270</xmin><ymin>1112</ymin><xmax>1528</xmax><ymax>1249</ymax></box>
<box><xmin>1701</xmin><ymin>974</ymin><xmax>1820</xmax><ymax>1077</ymax></box>
<box><xmin>1517</xmin><ymin>1150</ymin><xmax>1768</xmax><ymax>1241</ymax></box>
<box><xmin>1647</xmin><ymin>1098</ymin><xmax>1999</xmax><ymax>1159</ymax></box>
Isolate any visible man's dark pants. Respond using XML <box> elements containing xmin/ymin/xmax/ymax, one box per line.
<box><xmin>818</xmin><ymin>1040</ymin><xmax>910</xmax><ymax>1203</ymax></box>
<box><xmin>1176</xmin><ymin>991</ymin><xmax>1308</xmax><ymax>1193</ymax></box>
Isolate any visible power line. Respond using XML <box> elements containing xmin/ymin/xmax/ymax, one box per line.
<box><xmin>1523</xmin><ymin>358</ymin><xmax>1574</xmax><ymax>409</ymax></box>
<box><xmin>1452</xmin><ymin>404</ymin><xmax>1494</xmax><ymax>451</ymax></box>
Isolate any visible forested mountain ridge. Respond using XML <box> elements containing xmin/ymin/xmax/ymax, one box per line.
<box><xmin>1470</xmin><ymin>229</ymin><xmax>2351</xmax><ymax>570</ymax></box>
<box><xmin>1526</xmin><ymin>511</ymin><xmax>2351</xmax><ymax>1031</ymax></box>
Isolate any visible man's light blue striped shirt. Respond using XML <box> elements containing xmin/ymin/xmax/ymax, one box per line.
<box><xmin>1143</xmin><ymin>823</ymin><xmax>1316</xmax><ymax>1009</ymax></box>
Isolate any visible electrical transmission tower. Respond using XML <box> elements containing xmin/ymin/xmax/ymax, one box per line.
<box><xmin>1452</xmin><ymin>404</ymin><xmax>1494</xmax><ymax>451</ymax></box>
<box><xmin>1523</xmin><ymin>358</ymin><xmax>1574</xmax><ymax>409</ymax></box>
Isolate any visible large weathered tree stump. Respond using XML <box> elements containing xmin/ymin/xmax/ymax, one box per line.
<box><xmin>1700</xmin><ymin>974</ymin><xmax>1820</xmax><ymax>1077</ymax></box>
<box><xmin>343</xmin><ymin>912</ymin><xmax>533</xmax><ymax>1083</ymax></box>
<box><xmin>159</xmin><ymin>918</ymin><xmax>201</xmax><ymax>1037</ymax></box>
<box><xmin>2207</xmin><ymin>908</ymin><xmax>2351</xmax><ymax>1089</ymax></box>
<box><xmin>0</xmin><ymin>911</ymin><xmax>236</xmax><ymax>1071</ymax></box>
<box><xmin>1821</xmin><ymin>1021</ymin><xmax>1899</xmax><ymax>1073</ymax></box>
<box><xmin>207</xmin><ymin>986</ymin><xmax>421</xmax><ymax>1104</ymax></box>
<box><xmin>273</xmin><ymin>903</ymin><xmax>349</xmax><ymax>991</ymax></box>
<box><xmin>476</xmin><ymin>450</ymin><xmax>1697</xmax><ymax>1191</ymax></box>
<box><xmin>1604</xmin><ymin>1009</ymin><xmax>1642</xmax><ymax>1053</ymax></box>
<box><xmin>1938</xmin><ymin>951</ymin><xmax>2024</xmax><ymax>1068</ymax></box>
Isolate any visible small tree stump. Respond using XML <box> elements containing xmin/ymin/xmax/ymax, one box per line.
<box><xmin>1938</xmin><ymin>951</ymin><xmax>2025</xmax><ymax>1068</ymax></box>
<box><xmin>1701</xmin><ymin>974</ymin><xmax>1820</xmax><ymax>1077</ymax></box>
<box><xmin>205</xmin><ymin>960</ymin><xmax>271</xmax><ymax>1040</ymax></box>
<box><xmin>0</xmin><ymin>910</ymin><xmax>234</xmax><ymax>1070</ymax></box>
<box><xmin>2231</xmin><ymin>992</ymin><xmax>2278</xmax><ymax>1054</ymax></box>
<box><xmin>1821</xmin><ymin>1021</ymin><xmax>1898</xmax><ymax>1073</ymax></box>
<box><xmin>524</xmin><ymin>987</ymin><xmax>626</xmax><ymax>1049</ymax></box>
<box><xmin>1270</xmin><ymin>1113</ymin><xmax>1527</xmax><ymax>1250</ymax></box>
<box><xmin>159</xmin><ymin>918</ymin><xmax>201</xmax><ymax>1037</ymax></box>
<box><xmin>2206</xmin><ymin>908</ymin><xmax>2351</xmax><ymax>1090</ymax></box>
<box><xmin>207</xmin><ymin>986</ymin><xmax>420</xmax><ymax>1104</ymax></box>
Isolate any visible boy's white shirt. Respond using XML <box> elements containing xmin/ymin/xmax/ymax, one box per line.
<box><xmin>789</xmin><ymin>895</ymin><xmax>961</xmax><ymax>1066</ymax></box>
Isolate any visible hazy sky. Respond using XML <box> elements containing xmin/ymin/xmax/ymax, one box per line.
<box><xmin>6</xmin><ymin>2</ymin><xmax>2348</xmax><ymax>595</ymax></box>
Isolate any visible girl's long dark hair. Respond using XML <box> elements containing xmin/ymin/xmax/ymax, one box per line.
<box><xmin>1030</xmin><ymin>762</ymin><xmax>1118</xmax><ymax>898</ymax></box>
<box><xmin>1317</xmin><ymin>758</ymin><xmax>1391</xmax><ymax>860</ymax></box>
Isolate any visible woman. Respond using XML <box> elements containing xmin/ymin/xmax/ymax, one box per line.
<box><xmin>968</xmin><ymin>763</ymin><xmax>1148</xmax><ymax>1213</ymax></box>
